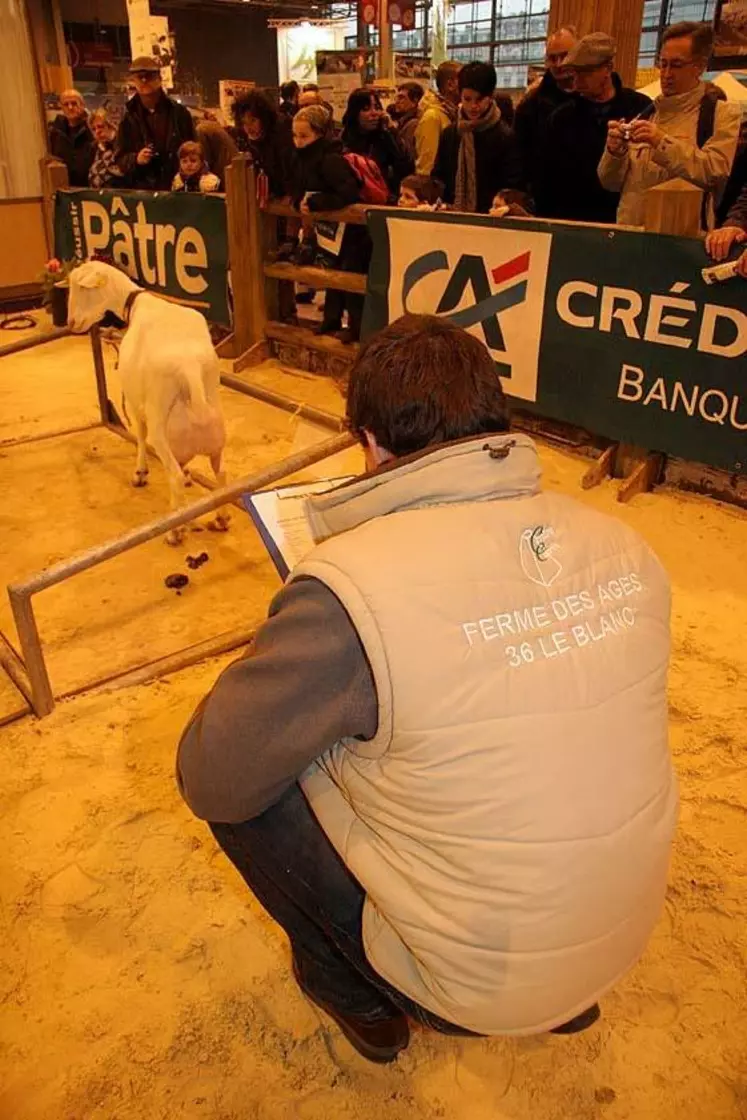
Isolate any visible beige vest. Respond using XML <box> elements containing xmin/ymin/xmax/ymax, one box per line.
<box><xmin>296</xmin><ymin>435</ymin><xmax>677</xmax><ymax>1034</ymax></box>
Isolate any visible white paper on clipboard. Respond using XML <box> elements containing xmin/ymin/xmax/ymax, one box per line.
<box><xmin>243</xmin><ymin>477</ymin><xmax>354</xmax><ymax>579</ymax></box>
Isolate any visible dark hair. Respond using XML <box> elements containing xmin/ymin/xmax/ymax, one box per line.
<box><xmin>459</xmin><ymin>61</ymin><xmax>497</xmax><ymax>98</ymax></box>
<box><xmin>397</xmin><ymin>80</ymin><xmax>424</xmax><ymax>105</ymax></box>
<box><xmin>660</xmin><ymin>20</ymin><xmax>713</xmax><ymax>61</ymax></box>
<box><xmin>347</xmin><ymin>315</ymin><xmax>510</xmax><ymax>456</ymax></box>
<box><xmin>492</xmin><ymin>188</ymin><xmax>534</xmax><ymax>215</ymax></box>
<box><xmin>281</xmin><ymin>80</ymin><xmax>299</xmax><ymax>101</ymax></box>
<box><xmin>435</xmin><ymin>61</ymin><xmax>461</xmax><ymax>93</ymax></box>
<box><xmin>232</xmin><ymin>89</ymin><xmax>278</xmax><ymax>137</ymax></box>
<box><xmin>401</xmin><ymin>174</ymin><xmax>445</xmax><ymax>205</ymax></box>
<box><xmin>342</xmin><ymin>87</ymin><xmax>383</xmax><ymax>134</ymax></box>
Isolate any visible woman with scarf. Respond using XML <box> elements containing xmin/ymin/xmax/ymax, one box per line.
<box><xmin>434</xmin><ymin>62</ymin><xmax>522</xmax><ymax>214</ymax></box>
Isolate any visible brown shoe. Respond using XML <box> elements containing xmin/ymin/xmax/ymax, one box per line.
<box><xmin>292</xmin><ymin>957</ymin><xmax>409</xmax><ymax>1063</ymax></box>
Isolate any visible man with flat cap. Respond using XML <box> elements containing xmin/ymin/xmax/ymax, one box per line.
<box><xmin>535</xmin><ymin>33</ymin><xmax>651</xmax><ymax>223</ymax></box>
<box><xmin>115</xmin><ymin>55</ymin><xmax>195</xmax><ymax>190</ymax></box>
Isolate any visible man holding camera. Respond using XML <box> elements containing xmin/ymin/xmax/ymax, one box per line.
<box><xmin>598</xmin><ymin>22</ymin><xmax>740</xmax><ymax>229</ymax></box>
<box><xmin>116</xmin><ymin>56</ymin><xmax>195</xmax><ymax>190</ymax></box>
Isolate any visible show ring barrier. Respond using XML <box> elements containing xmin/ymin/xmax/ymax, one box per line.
<box><xmin>4</xmin><ymin>157</ymin><xmax>742</xmax><ymax>719</ymax></box>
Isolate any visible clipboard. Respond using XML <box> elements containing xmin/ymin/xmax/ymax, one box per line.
<box><xmin>242</xmin><ymin>477</ymin><xmax>353</xmax><ymax>579</ymax></box>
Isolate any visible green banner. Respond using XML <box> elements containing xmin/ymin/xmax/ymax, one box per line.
<box><xmin>54</xmin><ymin>188</ymin><xmax>230</xmax><ymax>326</ymax></box>
<box><xmin>364</xmin><ymin>210</ymin><xmax>747</xmax><ymax>474</ymax></box>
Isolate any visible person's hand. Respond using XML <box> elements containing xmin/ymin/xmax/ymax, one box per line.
<box><xmin>629</xmin><ymin>120</ymin><xmax>662</xmax><ymax>148</ymax></box>
<box><xmin>136</xmin><ymin>146</ymin><xmax>153</xmax><ymax>166</ymax></box>
<box><xmin>380</xmin><ymin>111</ymin><xmax>394</xmax><ymax>130</ymax></box>
<box><xmin>705</xmin><ymin>225</ymin><xmax>747</xmax><ymax>262</ymax></box>
<box><xmin>738</xmin><ymin>249</ymin><xmax>747</xmax><ymax>279</ymax></box>
<box><xmin>606</xmin><ymin>120</ymin><xmax>629</xmax><ymax>157</ymax></box>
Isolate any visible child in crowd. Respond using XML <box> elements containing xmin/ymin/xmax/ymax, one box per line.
<box><xmin>398</xmin><ymin>174</ymin><xmax>446</xmax><ymax>210</ymax></box>
<box><xmin>489</xmin><ymin>189</ymin><xmax>534</xmax><ymax>218</ymax></box>
<box><xmin>172</xmin><ymin>142</ymin><xmax>220</xmax><ymax>193</ymax></box>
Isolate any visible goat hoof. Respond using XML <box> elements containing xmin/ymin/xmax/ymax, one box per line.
<box><xmin>131</xmin><ymin>471</ymin><xmax>148</xmax><ymax>488</ymax></box>
<box><xmin>207</xmin><ymin>514</ymin><xmax>230</xmax><ymax>533</ymax></box>
<box><xmin>183</xmin><ymin>470</ymin><xmax>193</xmax><ymax>488</ymax></box>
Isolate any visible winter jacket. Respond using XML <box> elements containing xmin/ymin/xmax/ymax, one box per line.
<box><xmin>513</xmin><ymin>71</ymin><xmax>572</xmax><ymax>195</ymax></box>
<box><xmin>598</xmin><ymin>82</ymin><xmax>741</xmax><ymax>230</ymax></box>
<box><xmin>722</xmin><ymin>177</ymin><xmax>747</xmax><ymax>230</ymax></box>
<box><xmin>414</xmin><ymin>89</ymin><xmax>457</xmax><ymax>175</ymax></box>
<box><xmin>288</xmin><ymin>136</ymin><xmax>360</xmax><ymax>212</ymax></box>
<box><xmin>48</xmin><ymin>114</ymin><xmax>95</xmax><ymax>187</ymax></box>
<box><xmin>433</xmin><ymin>117</ymin><xmax>523</xmax><ymax>214</ymax></box>
<box><xmin>342</xmin><ymin>123</ymin><xmax>412</xmax><ymax>197</ymax></box>
<box><xmin>292</xmin><ymin>433</ymin><xmax>677</xmax><ymax>1035</ymax></box>
<box><xmin>115</xmin><ymin>92</ymin><xmax>195</xmax><ymax>190</ymax></box>
<box><xmin>88</xmin><ymin>140</ymin><xmax>123</xmax><ymax>190</ymax></box>
<box><xmin>536</xmin><ymin>76</ymin><xmax>651</xmax><ymax>224</ymax></box>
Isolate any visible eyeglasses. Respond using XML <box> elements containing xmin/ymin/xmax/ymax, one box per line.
<box><xmin>132</xmin><ymin>71</ymin><xmax>159</xmax><ymax>80</ymax></box>
<box><xmin>656</xmin><ymin>58</ymin><xmax>695</xmax><ymax>70</ymax></box>
<box><xmin>546</xmin><ymin>52</ymin><xmax>568</xmax><ymax>64</ymax></box>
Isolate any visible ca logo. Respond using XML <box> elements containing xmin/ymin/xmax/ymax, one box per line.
<box><xmin>519</xmin><ymin>525</ymin><xmax>562</xmax><ymax>588</ymax></box>
<box><xmin>402</xmin><ymin>250</ymin><xmax>531</xmax><ymax>378</ymax></box>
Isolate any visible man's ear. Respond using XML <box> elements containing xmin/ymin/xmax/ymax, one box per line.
<box><xmin>363</xmin><ymin>430</ymin><xmax>395</xmax><ymax>466</ymax></box>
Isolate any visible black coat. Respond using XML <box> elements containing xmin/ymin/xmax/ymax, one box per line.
<box><xmin>115</xmin><ymin>93</ymin><xmax>195</xmax><ymax>190</ymax></box>
<box><xmin>244</xmin><ymin>116</ymin><xmax>294</xmax><ymax>198</ymax></box>
<box><xmin>536</xmin><ymin>76</ymin><xmax>652</xmax><ymax>224</ymax></box>
<box><xmin>342</xmin><ymin>123</ymin><xmax>412</xmax><ymax>196</ymax></box>
<box><xmin>433</xmin><ymin>119</ymin><xmax>523</xmax><ymax>214</ymax></box>
<box><xmin>48</xmin><ymin>115</ymin><xmax>95</xmax><ymax>187</ymax></box>
<box><xmin>288</xmin><ymin>137</ymin><xmax>360</xmax><ymax>212</ymax></box>
<box><xmin>513</xmin><ymin>71</ymin><xmax>572</xmax><ymax>195</ymax></box>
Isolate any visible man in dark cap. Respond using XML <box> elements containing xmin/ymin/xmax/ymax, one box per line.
<box><xmin>535</xmin><ymin>33</ymin><xmax>651</xmax><ymax>223</ymax></box>
<box><xmin>115</xmin><ymin>56</ymin><xmax>195</xmax><ymax>190</ymax></box>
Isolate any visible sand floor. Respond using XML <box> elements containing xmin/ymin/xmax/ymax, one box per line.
<box><xmin>0</xmin><ymin>323</ymin><xmax>745</xmax><ymax>1120</ymax></box>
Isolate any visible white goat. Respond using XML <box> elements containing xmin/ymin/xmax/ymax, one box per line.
<box><xmin>68</xmin><ymin>262</ymin><xmax>229</xmax><ymax>546</ymax></box>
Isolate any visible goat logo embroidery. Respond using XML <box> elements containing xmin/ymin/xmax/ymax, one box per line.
<box><xmin>519</xmin><ymin>525</ymin><xmax>562</xmax><ymax>588</ymax></box>
<box><xmin>387</xmin><ymin>217</ymin><xmax>552</xmax><ymax>403</ymax></box>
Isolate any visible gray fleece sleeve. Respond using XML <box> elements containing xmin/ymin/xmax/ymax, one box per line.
<box><xmin>176</xmin><ymin>577</ymin><xmax>378</xmax><ymax>823</ymax></box>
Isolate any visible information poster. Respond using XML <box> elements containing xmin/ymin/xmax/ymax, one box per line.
<box><xmin>317</xmin><ymin>49</ymin><xmax>375</xmax><ymax>122</ymax></box>
<box><xmin>712</xmin><ymin>0</ymin><xmax>747</xmax><ymax>66</ymax></box>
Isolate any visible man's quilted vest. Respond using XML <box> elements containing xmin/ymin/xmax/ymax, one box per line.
<box><xmin>295</xmin><ymin>435</ymin><xmax>678</xmax><ymax>1034</ymax></box>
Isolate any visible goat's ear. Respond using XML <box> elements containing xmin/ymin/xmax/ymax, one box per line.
<box><xmin>76</xmin><ymin>270</ymin><xmax>106</xmax><ymax>289</ymax></box>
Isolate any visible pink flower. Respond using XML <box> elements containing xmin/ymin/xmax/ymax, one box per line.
<box><xmin>46</xmin><ymin>258</ymin><xmax>62</xmax><ymax>273</ymax></box>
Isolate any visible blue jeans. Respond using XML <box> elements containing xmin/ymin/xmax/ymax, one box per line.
<box><xmin>209</xmin><ymin>783</ymin><xmax>474</xmax><ymax>1033</ymax></box>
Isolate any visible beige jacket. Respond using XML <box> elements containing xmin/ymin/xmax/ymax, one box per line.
<box><xmin>598</xmin><ymin>82</ymin><xmax>740</xmax><ymax>229</ymax></box>
<box><xmin>414</xmin><ymin>89</ymin><xmax>456</xmax><ymax>175</ymax></box>
<box><xmin>296</xmin><ymin>435</ymin><xmax>677</xmax><ymax>1035</ymax></box>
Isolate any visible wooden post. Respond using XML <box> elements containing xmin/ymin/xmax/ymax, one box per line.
<box><xmin>225</xmin><ymin>156</ymin><xmax>268</xmax><ymax>364</ymax></box>
<box><xmin>40</xmin><ymin>157</ymin><xmax>68</xmax><ymax>260</ymax></box>
<box><xmin>548</xmin><ymin>0</ymin><xmax>645</xmax><ymax>88</ymax></box>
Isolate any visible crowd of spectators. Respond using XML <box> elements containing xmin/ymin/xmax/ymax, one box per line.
<box><xmin>48</xmin><ymin>20</ymin><xmax>747</xmax><ymax>326</ymax></box>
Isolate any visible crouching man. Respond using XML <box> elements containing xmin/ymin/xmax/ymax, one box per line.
<box><xmin>177</xmin><ymin>315</ymin><xmax>678</xmax><ymax>1063</ymax></box>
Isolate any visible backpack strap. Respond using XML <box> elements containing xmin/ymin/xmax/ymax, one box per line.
<box><xmin>696</xmin><ymin>84</ymin><xmax>727</xmax><ymax>230</ymax></box>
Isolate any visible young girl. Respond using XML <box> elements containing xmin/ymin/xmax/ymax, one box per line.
<box><xmin>398</xmin><ymin>174</ymin><xmax>446</xmax><ymax>210</ymax></box>
<box><xmin>172</xmin><ymin>141</ymin><xmax>220</xmax><ymax>193</ymax></box>
<box><xmin>489</xmin><ymin>189</ymin><xmax>534</xmax><ymax>218</ymax></box>
<box><xmin>289</xmin><ymin>105</ymin><xmax>362</xmax><ymax>339</ymax></box>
